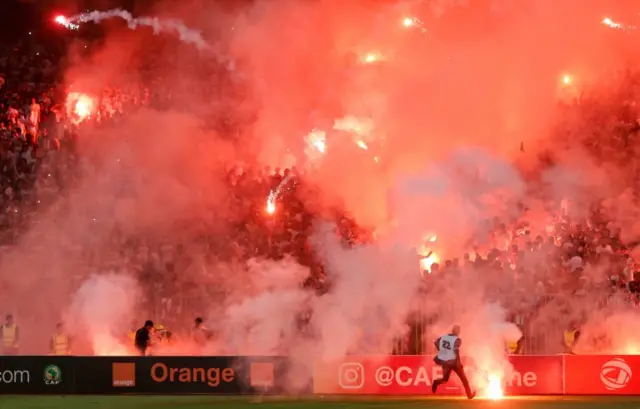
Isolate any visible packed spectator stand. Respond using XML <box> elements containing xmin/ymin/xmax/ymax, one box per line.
<box><xmin>1</xmin><ymin>31</ymin><xmax>639</xmax><ymax>357</ymax></box>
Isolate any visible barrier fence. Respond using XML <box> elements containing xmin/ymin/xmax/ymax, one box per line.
<box><xmin>0</xmin><ymin>354</ymin><xmax>637</xmax><ymax>395</ymax></box>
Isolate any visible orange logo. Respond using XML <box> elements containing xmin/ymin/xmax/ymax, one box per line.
<box><xmin>150</xmin><ymin>363</ymin><xmax>234</xmax><ymax>387</ymax></box>
<box><xmin>250</xmin><ymin>362</ymin><xmax>274</xmax><ymax>388</ymax></box>
<box><xmin>112</xmin><ymin>362</ymin><xmax>135</xmax><ymax>387</ymax></box>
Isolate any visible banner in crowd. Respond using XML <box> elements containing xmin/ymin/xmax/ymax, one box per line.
<box><xmin>313</xmin><ymin>355</ymin><xmax>562</xmax><ymax>395</ymax></box>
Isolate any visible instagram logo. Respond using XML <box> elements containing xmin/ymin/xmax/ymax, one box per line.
<box><xmin>338</xmin><ymin>363</ymin><xmax>365</xmax><ymax>389</ymax></box>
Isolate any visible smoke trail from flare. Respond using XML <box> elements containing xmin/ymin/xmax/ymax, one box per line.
<box><xmin>602</xmin><ymin>17</ymin><xmax>635</xmax><ymax>30</ymax></box>
<box><xmin>66</xmin><ymin>273</ymin><xmax>140</xmax><ymax>356</ymax></box>
<box><xmin>266</xmin><ymin>175</ymin><xmax>293</xmax><ymax>215</ymax></box>
<box><xmin>58</xmin><ymin>9</ymin><xmax>210</xmax><ymax>50</ymax></box>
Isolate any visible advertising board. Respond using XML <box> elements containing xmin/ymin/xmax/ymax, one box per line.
<box><xmin>564</xmin><ymin>355</ymin><xmax>640</xmax><ymax>395</ymax></box>
<box><xmin>0</xmin><ymin>354</ymin><xmax>638</xmax><ymax>395</ymax></box>
<box><xmin>313</xmin><ymin>355</ymin><xmax>563</xmax><ymax>395</ymax></box>
<box><xmin>0</xmin><ymin>356</ymin><xmax>74</xmax><ymax>394</ymax></box>
<box><xmin>75</xmin><ymin>356</ymin><xmax>280</xmax><ymax>394</ymax></box>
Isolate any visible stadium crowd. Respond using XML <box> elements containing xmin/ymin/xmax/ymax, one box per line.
<box><xmin>0</xmin><ymin>31</ymin><xmax>639</xmax><ymax>357</ymax></box>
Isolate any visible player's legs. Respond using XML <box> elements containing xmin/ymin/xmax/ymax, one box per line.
<box><xmin>432</xmin><ymin>364</ymin><xmax>452</xmax><ymax>393</ymax></box>
<box><xmin>452</xmin><ymin>365</ymin><xmax>475</xmax><ymax>399</ymax></box>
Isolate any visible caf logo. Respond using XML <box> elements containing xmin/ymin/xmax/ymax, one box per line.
<box><xmin>601</xmin><ymin>358</ymin><xmax>632</xmax><ymax>390</ymax></box>
<box><xmin>44</xmin><ymin>365</ymin><xmax>62</xmax><ymax>385</ymax></box>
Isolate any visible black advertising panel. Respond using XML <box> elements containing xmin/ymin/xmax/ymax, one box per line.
<box><xmin>141</xmin><ymin>356</ymin><xmax>242</xmax><ymax>393</ymax></box>
<box><xmin>0</xmin><ymin>355</ymin><xmax>292</xmax><ymax>394</ymax></box>
<box><xmin>0</xmin><ymin>356</ymin><xmax>75</xmax><ymax>394</ymax></box>
<box><xmin>74</xmin><ymin>356</ymin><xmax>287</xmax><ymax>394</ymax></box>
<box><xmin>231</xmin><ymin>356</ymin><xmax>281</xmax><ymax>394</ymax></box>
<box><xmin>73</xmin><ymin>356</ymin><xmax>136</xmax><ymax>394</ymax></box>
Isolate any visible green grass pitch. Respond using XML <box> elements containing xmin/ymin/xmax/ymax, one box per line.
<box><xmin>1</xmin><ymin>396</ymin><xmax>640</xmax><ymax>409</ymax></box>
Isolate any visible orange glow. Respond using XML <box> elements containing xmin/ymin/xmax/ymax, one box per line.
<box><xmin>266</xmin><ymin>201</ymin><xmax>276</xmax><ymax>214</ymax></box>
<box><xmin>54</xmin><ymin>15</ymin><xmax>79</xmax><ymax>30</ymax></box>
<box><xmin>562</xmin><ymin>74</ymin><xmax>572</xmax><ymax>85</ymax></box>
<box><xmin>418</xmin><ymin>234</ymin><xmax>439</xmax><ymax>273</ymax></box>
<box><xmin>484</xmin><ymin>374</ymin><xmax>504</xmax><ymax>400</ymax></box>
<box><xmin>362</xmin><ymin>52</ymin><xmax>381</xmax><ymax>64</ymax></box>
<box><xmin>402</xmin><ymin>17</ymin><xmax>415</xmax><ymax>27</ymax></box>
<box><xmin>356</xmin><ymin>140</ymin><xmax>368</xmax><ymax>150</ymax></box>
<box><xmin>75</xmin><ymin>97</ymin><xmax>93</xmax><ymax>117</ymax></box>
<box><xmin>602</xmin><ymin>17</ymin><xmax>623</xmax><ymax>29</ymax></box>
<box><xmin>92</xmin><ymin>333</ymin><xmax>131</xmax><ymax>356</ymax></box>
<box><xmin>306</xmin><ymin>129</ymin><xmax>327</xmax><ymax>155</ymax></box>
<box><xmin>66</xmin><ymin>92</ymin><xmax>97</xmax><ymax>124</ymax></box>
<box><xmin>419</xmin><ymin>252</ymin><xmax>439</xmax><ymax>272</ymax></box>
<box><xmin>313</xmin><ymin>139</ymin><xmax>326</xmax><ymax>153</ymax></box>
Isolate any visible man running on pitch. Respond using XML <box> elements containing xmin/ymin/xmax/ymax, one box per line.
<box><xmin>432</xmin><ymin>324</ymin><xmax>475</xmax><ymax>399</ymax></box>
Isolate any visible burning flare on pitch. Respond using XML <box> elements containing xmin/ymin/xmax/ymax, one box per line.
<box><xmin>484</xmin><ymin>374</ymin><xmax>504</xmax><ymax>400</ymax></box>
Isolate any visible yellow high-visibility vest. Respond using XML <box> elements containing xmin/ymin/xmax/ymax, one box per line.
<box><xmin>507</xmin><ymin>340</ymin><xmax>519</xmax><ymax>354</ymax></box>
<box><xmin>2</xmin><ymin>324</ymin><xmax>17</xmax><ymax>347</ymax></box>
<box><xmin>52</xmin><ymin>333</ymin><xmax>70</xmax><ymax>355</ymax></box>
<box><xmin>126</xmin><ymin>331</ymin><xmax>136</xmax><ymax>345</ymax></box>
<box><xmin>564</xmin><ymin>329</ymin><xmax>577</xmax><ymax>348</ymax></box>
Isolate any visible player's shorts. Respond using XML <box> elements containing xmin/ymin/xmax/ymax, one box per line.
<box><xmin>434</xmin><ymin>357</ymin><xmax>458</xmax><ymax>368</ymax></box>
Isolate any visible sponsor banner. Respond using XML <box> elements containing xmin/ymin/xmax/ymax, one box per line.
<box><xmin>564</xmin><ymin>355</ymin><xmax>640</xmax><ymax>395</ymax></box>
<box><xmin>314</xmin><ymin>356</ymin><xmax>462</xmax><ymax>395</ymax></box>
<box><xmin>74</xmin><ymin>356</ymin><xmax>285</xmax><ymax>394</ymax></box>
<box><xmin>506</xmin><ymin>356</ymin><xmax>562</xmax><ymax>395</ymax></box>
<box><xmin>313</xmin><ymin>355</ymin><xmax>562</xmax><ymax>395</ymax></box>
<box><xmin>0</xmin><ymin>356</ymin><xmax>74</xmax><ymax>394</ymax></box>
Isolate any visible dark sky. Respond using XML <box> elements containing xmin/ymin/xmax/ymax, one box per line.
<box><xmin>0</xmin><ymin>0</ymin><xmax>161</xmax><ymax>43</ymax></box>
<box><xmin>0</xmin><ymin>0</ymin><xmax>253</xmax><ymax>44</ymax></box>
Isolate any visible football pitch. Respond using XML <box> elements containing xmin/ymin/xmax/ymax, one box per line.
<box><xmin>2</xmin><ymin>396</ymin><xmax>640</xmax><ymax>409</ymax></box>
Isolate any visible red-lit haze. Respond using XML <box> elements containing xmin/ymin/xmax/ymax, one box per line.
<box><xmin>0</xmin><ymin>0</ymin><xmax>639</xmax><ymax>395</ymax></box>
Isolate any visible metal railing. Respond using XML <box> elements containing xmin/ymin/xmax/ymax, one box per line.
<box><xmin>156</xmin><ymin>288</ymin><xmax>638</xmax><ymax>356</ymax></box>
<box><xmin>393</xmin><ymin>291</ymin><xmax>638</xmax><ymax>355</ymax></box>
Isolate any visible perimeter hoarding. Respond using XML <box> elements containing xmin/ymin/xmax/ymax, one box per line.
<box><xmin>1</xmin><ymin>354</ymin><xmax>640</xmax><ymax>395</ymax></box>
<box><xmin>77</xmin><ymin>356</ymin><xmax>283</xmax><ymax>394</ymax></box>
<box><xmin>564</xmin><ymin>355</ymin><xmax>640</xmax><ymax>395</ymax></box>
<box><xmin>313</xmin><ymin>355</ymin><xmax>563</xmax><ymax>395</ymax></box>
<box><xmin>0</xmin><ymin>355</ymin><xmax>286</xmax><ymax>394</ymax></box>
<box><xmin>0</xmin><ymin>356</ymin><xmax>74</xmax><ymax>394</ymax></box>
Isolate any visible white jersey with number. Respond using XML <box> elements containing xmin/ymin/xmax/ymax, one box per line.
<box><xmin>436</xmin><ymin>334</ymin><xmax>459</xmax><ymax>362</ymax></box>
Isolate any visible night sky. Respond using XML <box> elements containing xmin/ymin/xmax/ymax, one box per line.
<box><xmin>0</xmin><ymin>0</ymin><xmax>160</xmax><ymax>42</ymax></box>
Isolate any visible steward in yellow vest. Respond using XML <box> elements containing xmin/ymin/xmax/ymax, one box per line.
<box><xmin>51</xmin><ymin>322</ymin><xmax>71</xmax><ymax>355</ymax></box>
<box><xmin>563</xmin><ymin>322</ymin><xmax>581</xmax><ymax>354</ymax></box>
<box><xmin>125</xmin><ymin>319</ymin><xmax>137</xmax><ymax>346</ymax></box>
<box><xmin>156</xmin><ymin>326</ymin><xmax>174</xmax><ymax>346</ymax></box>
<box><xmin>505</xmin><ymin>317</ymin><xmax>525</xmax><ymax>354</ymax></box>
<box><xmin>154</xmin><ymin>324</ymin><xmax>171</xmax><ymax>344</ymax></box>
<box><xmin>506</xmin><ymin>336</ymin><xmax>524</xmax><ymax>354</ymax></box>
<box><xmin>1</xmin><ymin>314</ymin><xmax>19</xmax><ymax>355</ymax></box>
